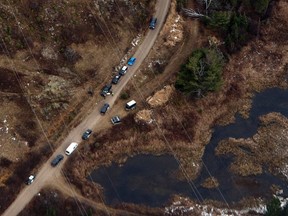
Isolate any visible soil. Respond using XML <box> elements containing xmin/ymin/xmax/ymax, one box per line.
<box><xmin>0</xmin><ymin>0</ymin><xmax>155</xmax><ymax>214</ymax></box>
<box><xmin>146</xmin><ymin>85</ymin><xmax>174</xmax><ymax>107</ymax></box>
<box><xmin>64</xmin><ymin>0</ymin><xmax>288</xmax><ymax>213</ymax></box>
<box><xmin>2</xmin><ymin>0</ymin><xmax>288</xmax><ymax>214</ymax></box>
<box><xmin>0</xmin><ymin>0</ymin><xmax>154</xmax><ymax>159</ymax></box>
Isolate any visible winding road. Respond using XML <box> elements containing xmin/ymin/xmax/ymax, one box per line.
<box><xmin>2</xmin><ymin>0</ymin><xmax>171</xmax><ymax>215</ymax></box>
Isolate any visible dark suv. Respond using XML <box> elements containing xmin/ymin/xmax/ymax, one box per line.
<box><xmin>100</xmin><ymin>103</ymin><xmax>110</xmax><ymax>115</ymax></box>
<box><xmin>112</xmin><ymin>74</ymin><xmax>121</xmax><ymax>84</ymax></box>
<box><xmin>82</xmin><ymin>129</ymin><xmax>92</xmax><ymax>140</ymax></box>
<box><xmin>51</xmin><ymin>154</ymin><xmax>64</xmax><ymax>167</ymax></box>
<box><xmin>100</xmin><ymin>84</ymin><xmax>112</xmax><ymax>97</ymax></box>
<box><xmin>149</xmin><ymin>17</ymin><xmax>157</xmax><ymax>29</ymax></box>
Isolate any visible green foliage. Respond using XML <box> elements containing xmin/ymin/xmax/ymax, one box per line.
<box><xmin>252</xmin><ymin>0</ymin><xmax>269</xmax><ymax>14</ymax></box>
<box><xmin>225</xmin><ymin>13</ymin><xmax>249</xmax><ymax>51</ymax></box>
<box><xmin>229</xmin><ymin>0</ymin><xmax>238</xmax><ymax>7</ymax></box>
<box><xmin>120</xmin><ymin>92</ymin><xmax>130</xmax><ymax>100</ymax></box>
<box><xmin>206</xmin><ymin>11</ymin><xmax>231</xmax><ymax>31</ymax></box>
<box><xmin>46</xmin><ymin>207</ymin><xmax>57</xmax><ymax>216</ymax></box>
<box><xmin>265</xmin><ymin>197</ymin><xmax>288</xmax><ymax>216</ymax></box>
<box><xmin>175</xmin><ymin>48</ymin><xmax>224</xmax><ymax>97</ymax></box>
<box><xmin>207</xmin><ymin>12</ymin><xmax>248</xmax><ymax>52</ymax></box>
<box><xmin>176</xmin><ymin>0</ymin><xmax>188</xmax><ymax>12</ymax></box>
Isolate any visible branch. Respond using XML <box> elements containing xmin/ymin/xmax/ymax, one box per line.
<box><xmin>182</xmin><ymin>8</ymin><xmax>205</xmax><ymax>18</ymax></box>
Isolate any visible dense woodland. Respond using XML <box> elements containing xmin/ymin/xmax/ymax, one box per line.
<box><xmin>175</xmin><ymin>0</ymin><xmax>273</xmax><ymax>96</ymax></box>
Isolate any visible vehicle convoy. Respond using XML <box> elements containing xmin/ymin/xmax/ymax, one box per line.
<box><xmin>25</xmin><ymin>175</ymin><xmax>35</xmax><ymax>185</ymax></box>
<box><xmin>82</xmin><ymin>129</ymin><xmax>92</xmax><ymax>140</ymax></box>
<box><xmin>126</xmin><ymin>100</ymin><xmax>137</xmax><ymax>110</ymax></box>
<box><xmin>1</xmin><ymin>2</ymin><xmax>171</xmax><ymax>215</ymax></box>
<box><xmin>51</xmin><ymin>154</ymin><xmax>64</xmax><ymax>167</ymax></box>
<box><xmin>65</xmin><ymin>142</ymin><xmax>78</xmax><ymax>155</ymax></box>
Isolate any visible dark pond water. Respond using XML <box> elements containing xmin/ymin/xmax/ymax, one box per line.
<box><xmin>90</xmin><ymin>88</ymin><xmax>288</xmax><ymax>207</ymax></box>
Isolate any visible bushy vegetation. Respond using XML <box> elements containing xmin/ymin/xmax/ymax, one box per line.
<box><xmin>175</xmin><ymin>48</ymin><xmax>224</xmax><ymax>97</ymax></box>
<box><xmin>251</xmin><ymin>0</ymin><xmax>270</xmax><ymax>14</ymax></box>
<box><xmin>195</xmin><ymin>0</ymin><xmax>272</xmax><ymax>53</ymax></box>
<box><xmin>120</xmin><ymin>92</ymin><xmax>130</xmax><ymax>100</ymax></box>
<box><xmin>265</xmin><ymin>197</ymin><xmax>288</xmax><ymax>216</ymax></box>
<box><xmin>176</xmin><ymin>0</ymin><xmax>188</xmax><ymax>12</ymax></box>
<box><xmin>205</xmin><ymin>12</ymin><xmax>249</xmax><ymax>52</ymax></box>
<box><xmin>19</xmin><ymin>188</ymin><xmax>95</xmax><ymax>216</ymax></box>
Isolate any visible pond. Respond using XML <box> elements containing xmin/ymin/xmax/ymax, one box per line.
<box><xmin>90</xmin><ymin>88</ymin><xmax>288</xmax><ymax>207</ymax></box>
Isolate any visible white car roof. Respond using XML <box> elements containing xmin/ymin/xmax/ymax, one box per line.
<box><xmin>127</xmin><ymin>100</ymin><xmax>136</xmax><ymax>106</ymax></box>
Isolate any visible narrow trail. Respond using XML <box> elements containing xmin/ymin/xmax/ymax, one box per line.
<box><xmin>50</xmin><ymin>175</ymin><xmax>141</xmax><ymax>216</ymax></box>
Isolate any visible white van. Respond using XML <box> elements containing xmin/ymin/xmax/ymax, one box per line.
<box><xmin>125</xmin><ymin>100</ymin><xmax>136</xmax><ymax>110</ymax></box>
<box><xmin>65</xmin><ymin>142</ymin><xmax>78</xmax><ymax>155</ymax></box>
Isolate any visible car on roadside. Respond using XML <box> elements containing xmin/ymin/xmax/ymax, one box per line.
<box><xmin>65</xmin><ymin>142</ymin><xmax>78</xmax><ymax>155</ymax></box>
<box><xmin>119</xmin><ymin>65</ymin><xmax>128</xmax><ymax>76</ymax></box>
<box><xmin>100</xmin><ymin>84</ymin><xmax>112</xmax><ymax>97</ymax></box>
<box><xmin>111</xmin><ymin>116</ymin><xmax>121</xmax><ymax>125</ymax></box>
<box><xmin>82</xmin><ymin>129</ymin><xmax>92</xmax><ymax>140</ymax></box>
<box><xmin>127</xmin><ymin>57</ymin><xmax>136</xmax><ymax>66</ymax></box>
<box><xmin>112</xmin><ymin>74</ymin><xmax>121</xmax><ymax>84</ymax></box>
<box><xmin>100</xmin><ymin>103</ymin><xmax>110</xmax><ymax>115</ymax></box>
<box><xmin>149</xmin><ymin>17</ymin><xmax>157</xmax><ymax>29</ymax></box>
<box><xmin>25</xmin><ymin>175</ymin><xmax>35</xmax><ymax>185</ymax></box>
<box><xmin>51</xmin><ymin>154</ymin><xmax>64</xmax><ymax>167</ymax></box>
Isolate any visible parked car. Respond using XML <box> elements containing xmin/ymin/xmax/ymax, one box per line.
<box><xmin>51</xmin><ymin>154</ymin><xmax>64</xmax><ymax>167</ymax></box>
<box><xmin>100</xmin><ymin>103</ymin><xmax>110</xmax><ymax>115</ymax></box>
<box><xmin>112</xmin><ymin>74</ymin><xmax>121</xmax><ymax>84</ymax></box>
<box><xmin>65</xmin><ymin>142</ymin><xmax>78</xmax><ymax>156</ymax></box>
<box><xmin>149</xmin><ymin>17</ymin><xmax>157</xmax><ymax>29</ymax></box>
<box><xmin>82</xmin><ymin>129</ymin><xmax>92</xmax><ymax>140</ymax></box>
<box><xmin>126</xmin><ymin>100</ymin><xmax>137</xmax><ymax>110</ymax></box>
<box><xmin>127</xmin><ymin>57</ymin><xmax>136</xmax><ymax>66</ymax></box>
<box><xmin>119</xmin><ymin>65</ymin><xmax>128</xmax><ymax>76</ymax></box>
<box><xmin>100</xmin><ymin>84</ymin><xmax>112</xmax><ymax>97</ymax></box>
<box><xmin>25</xmin><ymin>175</ymin><xmax>35</xmax><ymax>185</ymax></box>
<box><xmin>111</xmin><ymin>116</ymin><xmax>121</xmax><ymax>125</ymax></box>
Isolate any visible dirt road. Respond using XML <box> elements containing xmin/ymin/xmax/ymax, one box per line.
<box><xmin>2</xmin><ymin>1</ymin><xmax>171</xmax><ymax>215</ymax></box>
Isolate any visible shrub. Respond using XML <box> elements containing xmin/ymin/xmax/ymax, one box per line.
<box><xmin>175</xmin><ymin>48</ymin><xmax>224</xmax><ymax>97</ymax></box>
<box><xmin>120</xmin><ymin>92</ymin><xmax>130</xmax><ymax>100</ymax></box>
<box><xmin>176</xmin><ymin>0</ymin><xmax>188</xmax><ymax>12</ymax></box>
<box><xmin>206</xmin><ymin>12</ymin><xmax>249</xmax><ymax>52</ymax></box>
<box><xmin>252</xmin><ymin>0</ymin><xmax>269</xmax><ymax>14</ymax></box>
<box><xmin>265</xmin><ymin>197</ymin><xmax>282</xmax><ymax>216</ymax></box>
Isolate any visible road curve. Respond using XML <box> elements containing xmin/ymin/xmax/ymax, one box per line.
<box><xmin>2</xmin><ymin>1</ymin><xmax>171</xmax><ymax>215</ymax></box>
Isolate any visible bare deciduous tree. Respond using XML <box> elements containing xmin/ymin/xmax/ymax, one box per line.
<box><xmin>182</xmin><ymin>8</ymin><xmax>205</xmax><ymax>18</ymax></box>
<box><xmin>204</xmin><ymin>0</ymin><xmax>213</xmax><ymax>10</ymax></box>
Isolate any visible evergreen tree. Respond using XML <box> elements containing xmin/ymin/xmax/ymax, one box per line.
<box><xmin>175</xmin><ymin>48</ymin><xmax>224</xmax><ymax>97</ymax></box>
<box><xmin>265</xmin><ymin>197</ymin><xmax>282</xmax><ymax>216</ymax></box>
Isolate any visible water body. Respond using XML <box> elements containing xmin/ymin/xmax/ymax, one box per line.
<box><xmin>90</xmin><ymin>88</ymin><xmax>288</xmax><ymax>207</ymax></box>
